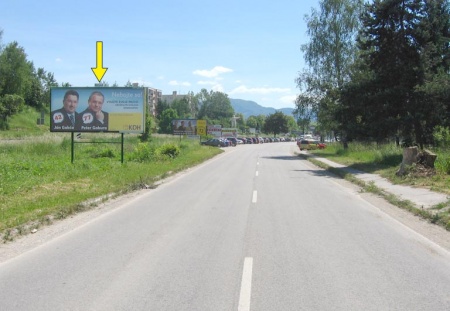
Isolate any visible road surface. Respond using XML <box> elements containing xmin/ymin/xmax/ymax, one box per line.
<box><xmin>1</xmin><ymin>143</ymin><xmax>450</xmax><ymax>310</ymax></box>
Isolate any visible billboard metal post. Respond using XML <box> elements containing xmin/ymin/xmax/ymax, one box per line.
<box><xmin>71</xmin><ymin>132</ymin><xmax>75</xmax><ymax>164</ymax></box>
<box><xmin>121</xmin><ymin>133</ymin><xmax>124</xmax><ymax>164</ymax></box>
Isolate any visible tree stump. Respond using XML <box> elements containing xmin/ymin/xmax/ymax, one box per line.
<box><xmin>417</xmin><ymin>149</ymin><xmax>437</xmax><ymax>168</ymax></box>
<box><xmin>396</xmin><ymin>147</ymin><xmax>419</xmax><ymax>176</ymax></box>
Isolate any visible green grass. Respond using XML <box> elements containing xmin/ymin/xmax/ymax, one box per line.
<box><xmin>305</xmin><ymin>141</ymin><xmax>450</xmax><ymax>231</ymax></box>
<box><xmin>0</xmin><ymin>131</ymin><xmax>222</xmax><ymax>241</ymax></box>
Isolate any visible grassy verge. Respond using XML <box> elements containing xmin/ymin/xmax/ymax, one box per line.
<box><xmin>301</xmin><ymin>142</ymin><xmax>450</xmax><ymax>231</ymax></box>
<box><xmin>0</xmin><ymin>134</ymin><xmax>222</xmax><ymax>241</ymax></box>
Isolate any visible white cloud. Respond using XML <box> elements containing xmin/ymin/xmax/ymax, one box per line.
<box><xmin>280</xmin><ymin>95</ymin><xmax>297</xmax><ymax>104</ymax></box>
<box><xmin>193</xmin><ymin>66</ymin><xmax>233</xmax><ymax>78</ymax></box>
<box><xmin>157</xmin><ymin>76</ymin><xmax>165</xmax><ymax>80</ymax></box>
<box><xmin>229</xmin><ymin>85</ymin><xmax>291</xmax><ymax>95</ymax></box>
<box><xmin>169</xmin><ymin>80</ymin><xmax>191</xmax><ymax>86</ymax></box>
<box><xmin>55</xmin><ymin>58</ymin><xmax>62</xmax><ymax>63</ymax></box>
<box><xmin>211</xmin><ymin>84</ymin><xmax>224</xmax><ymax>92</ymax></box>
<box><xmin>197</xmin><ymin>80</ymin><xmax>217</xmax><ymax>85</ymax></box>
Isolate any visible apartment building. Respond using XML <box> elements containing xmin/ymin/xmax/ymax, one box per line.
<box><xmin>147</xmin><ymin>87</ymin><xmax>162</xmax><ymax>116</ymax></box>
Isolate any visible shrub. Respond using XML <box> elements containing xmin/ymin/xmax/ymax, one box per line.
<box><xmin>129</xmin><ymin>143</ymin><xmax>154</xmax><ymax>162</ymax></box>
<box><xmin>92</xmin><ymin>148</ymin><xmax>115</xmax><ymax>158</ymax></box>
<box><xmin>433</xmin><ymin>126</ymin><xmax>450</xmax><ymax>148</ymax></box>
<box><xmin>156</xmin><ymin>143</ymin><xmax>180</xmax><ymax>159</ymax></box>
<box><xmin>435</xmin><ymin>154</ymin><xmax>450</xmax><ymax>174</ymax></box>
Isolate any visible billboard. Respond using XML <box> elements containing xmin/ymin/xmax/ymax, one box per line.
<box><xmin>50</xmin><ymin>87</ymin><xmax>146</xmax><ymax>133</ymax></box>
<box><xmin>172</xmin><ymin>119</ymin><xmax>198</xmax><ymax>135</ymax></box>
<box><xmin>207</xmin><ymin>125</ymin><xmax>222</xmax><ymax>137</ymax></box>
<box><xmin>222</xmin><ymin>128</ymin><xmax>238</xmax><ymax>137</ymax></box>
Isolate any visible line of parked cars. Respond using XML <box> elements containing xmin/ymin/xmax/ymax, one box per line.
<box><xmin>200</xmin><ymin>137</ymin><xmax>295</xmax><ymax>147</ymax></box>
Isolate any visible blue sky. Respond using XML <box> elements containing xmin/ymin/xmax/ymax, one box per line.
<box><xmin>0</xmin><ymin>0</ymin><xmax>319</xmax><ymax>109</ymax></box>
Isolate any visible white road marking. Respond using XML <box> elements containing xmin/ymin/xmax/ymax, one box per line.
<box><xmin>238</xmin><ymin>257</ymin><xmax>253</xmax><ymax>311</ymax></box>
<box><xmin>255</xmin><ymin>171</ymin><xmax>259</xmax><ymax>177</ymax></box>
<box><xmin>252</xmin><ymin>191</ymin><xmax>257</xmax><ymax>203</ymax></box>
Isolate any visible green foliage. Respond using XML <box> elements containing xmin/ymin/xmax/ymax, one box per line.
<box><xmin>92</xmin><ymin>148</ymin><xmax>116</xmax><ymax>158</ymax></box>
<box><xmin>0</xmin><ymin>42</ymin><xmax>31</xmax><ymax>98</ymax></box>
<box><xmin>433</xmin><ymin>126</ymin><xmax>450</xmax><ymax>148</ymax></box>
<box><xmin>297</xmin><ymin>0</ymin><xmax>363</xmax><ymax>140</ymax></box>
<box><xmin>0</xmin><ymin>134</ymin><xmax>222</xmax><ymax>238</ymax></box>
<box><xmin>197</xmin><ymin>89</ymin><xmax>234</xmax><ymax>121</ymax></box>
<box><xmin>0</xmin><ymin>94</ymin><xmax>25</xmax><ymax>129</ymax></box>
<box><xmin>158</xmin><ymin>108</ymin><xmax>178</xmax><ymax>134</ymax></box>
<box><xmin>246</xmin><ymin>115</ymin><xmax>258</xmax><ymax>129</ymax></box>
<box><xmin>263</xmin><ymin>112</ymin><xmax>289</xmax><ymax>136</ymax></box>
<box><xmin>343</xmin><ymin>0</ymin><xmax>450</xmax><ymax>147</ymax></box>
<box><xmin>139</xmin><ymin>113</ymin><xmax>153</xmax><ymax>142</ymax></box>
<box><xmin>129</xmin><ymin>142</ymin><xmax>155</xmax><ymax>162</ymax></box>
<box><xmin>435</xmin><ymin>154</ymin><xmax>450</xmax><ymax>175</ymax></box>
<box><xmin>171</xmin><ymin>97</ymin><xmax>191</xmax><ymax>118</ymax></box>
<box><xmin>155</xmin><ymin>143</ymin><xmax>180</xmax><ymax>159</ymax></box>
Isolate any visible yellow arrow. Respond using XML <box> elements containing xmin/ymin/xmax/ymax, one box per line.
<box><xmin>91</xmin><ymin>41</ymin><xmax>108</xmax><ymax>82</ymax></box>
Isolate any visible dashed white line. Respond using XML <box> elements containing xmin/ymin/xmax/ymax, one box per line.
<box><xmin>252</xmin><ymin>191</ymin><xmax>257</xmax><ymax>203</ymax></box>
<box><xmin>238</xmin><ymin>257</ymin><xmax>253</xmax><ymax>311</ymax></box>
<box><xmin>255</xmin><ymin>171</ymin><xmax>259</xmax><ymax>177</ymax></box>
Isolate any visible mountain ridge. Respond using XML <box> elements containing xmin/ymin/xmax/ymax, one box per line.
<box><xmin>230</xmin><ymin>98</ymin><xmax>295</xmax><ymax>119</ymax></box>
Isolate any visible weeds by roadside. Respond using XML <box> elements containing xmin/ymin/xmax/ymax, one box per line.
<box><xmin>0</xmin><ymin>135</ymin><xmax>221</xmax><ymax>242</ymax></box>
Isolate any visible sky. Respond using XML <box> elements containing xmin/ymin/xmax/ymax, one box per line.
<box><xmin>0</xmin><ymin>0</ymin><xmax>319</xmax><ymax>110</ymax></box>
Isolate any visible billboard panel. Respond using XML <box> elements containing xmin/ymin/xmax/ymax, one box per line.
<box><xmin>207</xmin><ymin>125</ymin><xmax>222</xmax><ymax>137</ymax></box>
<box><xmin>222</xmin><ymin>128</ymin><xmax>238</xmax><ymax>137</ymax></box>
<box><xmin>172</xmin><ymin>119</ymin><xmax>197</xmax><ymax>135</ymax></box>
<box><xmin>50</xmin><ymin>87</ymin><xmax>146</xmax><ymax>133</ymax></box>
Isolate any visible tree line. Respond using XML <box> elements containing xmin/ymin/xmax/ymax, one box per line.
<box><xmin>0</xmin><ymin>28</ymin><xmax>298</xmax><ymax>136</ymax></box>
<box><xmin>297</xmin><ymin>0</ymin><xmax>450</xmax><ymax>148</ymax></box>
<box><xmin>155</xmin><ymin>88</ymin><xmax>298</xmax><ymax>136</ymax></box>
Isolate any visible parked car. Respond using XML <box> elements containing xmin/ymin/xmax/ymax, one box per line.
<box><xmin>225</xmin><ymin>137</ymin><xmax>238</xmax><ymax>146</ymax></box>
<box><xmin>201</xmin><ymin>138</ymin><xmax>227</xmax><ymax>147</ymax></box>
<box><xmin>220</xmin><ymin>138</ymin><xmax>230</xmax><ymax>147</ymax></box>
<box><xmin>297</xmin><ymin>139</ymin><xmax>326</xmax><ymax>150</ymax></box>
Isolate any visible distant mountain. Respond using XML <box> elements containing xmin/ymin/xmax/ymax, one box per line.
<box><xmin>230</xmin><ymin>98</ymin><xmax>295</xmax><ymax>119</ymax></box>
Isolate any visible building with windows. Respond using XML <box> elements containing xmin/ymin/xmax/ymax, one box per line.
<box><xmin>161</xmin><ymin>91</ymin><xmax>189</xmax><ymax>105</ymax></box>
<box><xmin>147</xmin><ymin>87</ymin><xmax>162</xmax><ymax>116</ymax></box>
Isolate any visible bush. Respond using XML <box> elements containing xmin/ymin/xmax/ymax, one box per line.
<box><xmin>156</xmin><ymin>143</ymin><xmax>180</xmax><ymax>159</ymax></box>
<box><xmin>435</xmin><ymin>154</ymin><xmax>450</xmax><ymax>174</ymax></box>
<box><xmin>92</xmin><ymin>148</ymin><xmax>115</xmax><ymax>158</ymax></box>
<box><xmin>433</xmin><ymin>126</ymin><xmax>450</xmax><ymax>148</ymax></box>
<box><xmin>129</xmin><ymin>143</ymin><xmax>154</xmax><ymax>162</ymax></box>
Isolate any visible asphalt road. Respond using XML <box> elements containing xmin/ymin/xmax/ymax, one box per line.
<box><xmin>1</xmin><ymin>143</ymin><xmax>450</xmax><ymax>310</ymax></box>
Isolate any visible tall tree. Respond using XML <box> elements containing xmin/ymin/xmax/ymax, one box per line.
<box><xmin>297</xmin><ymin>0</ymin><xmax>363</xmax><ymax>145</ymax></box>
<box><xmin>36</xmin><ymin>68</ymin><xmax>58</xmax><ymax>107</ymax></box>
<box><xmin>353</xmin><ymin>0</ymin><xmax>450</xmax><ymax>147</ymax></box>
<box><xmin>246</xmin><ymin>115</ymin><xmax>258</xmax><ymax>129</ymax></box>
<box><xmin>171</xmin><ymin>97</ymin><xmax>191</xmax><ymax>118</ymax></box>
<box><xmin>263</xmin><ymin>112</ymin><xmax>289</xmax><ymax>136</ymax></box>
<box><xmin>0</xmin><ymin>41</ymin><xmax>33</xmax><ymax>98</ymax></box>
<box><xmin>158</xmin><ymin>108</ymin><xmax>178</xmax><ymax>134</ymax></box>
<box><xmin>197</xmin><ymin>89</ymin><xmax>234</xmax><ymax>121</ymax></box>
<box><xmin>156</xmin><ymin>99</ymin><xmax>170</xmax><ymax>120</ymax></box>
